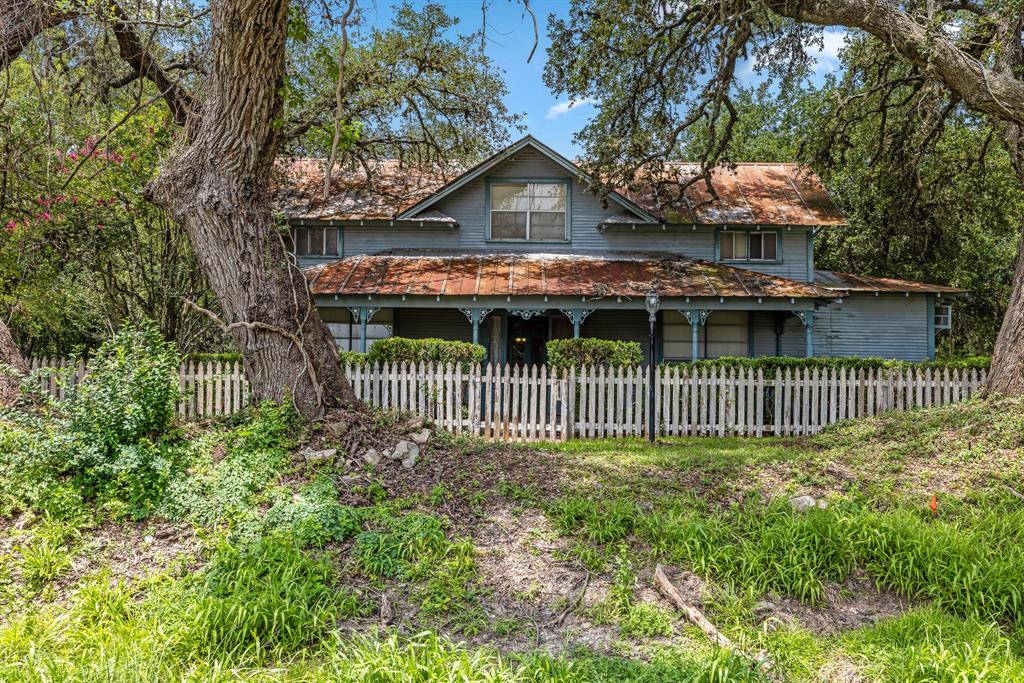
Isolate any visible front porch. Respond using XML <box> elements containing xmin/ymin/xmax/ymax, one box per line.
<box><xmin>317</xmin><ymin>304</ymin><xmax>820</xmax><ymax>364</ymax></box>
<box><xmin>307</xmin><ymin>250</ymin><xmax>836</xmax><ymax>363</ymax></box>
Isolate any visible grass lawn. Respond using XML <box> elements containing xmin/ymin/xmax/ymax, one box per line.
<box><xmin>2</xmin><ymin>395</ymin><xmax>1024</xmax><ymax>681</ymax></box>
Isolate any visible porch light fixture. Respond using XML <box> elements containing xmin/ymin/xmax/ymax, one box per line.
<box><xmin>645</xmin><ymin>290</ymin><xmax>660</xmax><ymax>442</ymax></box>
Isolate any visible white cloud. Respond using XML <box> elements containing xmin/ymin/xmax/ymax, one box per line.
<box><xmin>546</xmin><ymin>97</ymin><xmax>596</xmax><ymax>119</ymax></box>
<box><xmin>807</xmin><ymin>29</ymin><xmax>848</xmax><ymax>75</ymax></box>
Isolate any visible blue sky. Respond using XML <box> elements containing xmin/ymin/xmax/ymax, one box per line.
<box><xmin>361</xmin><ymin>1</ymin><xmax>848</xmax><ymax>158</ymax></box>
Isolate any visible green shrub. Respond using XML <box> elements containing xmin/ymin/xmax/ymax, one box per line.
<box><xmin>547</xmin><ymin>338</ymin><xmax>644</xmax><ymax>369</ymax></box>
<box><xmin>0</xmin><ymin>321</ymin><xmax>183</xmax><ymax>519</ymax></box>
<box><xmin>350</xmin><ymin>337</ymin><xmax>486</xmax><ymax>367</ymax></box>
<box><xmin>661</xmin><ymin>355</ymin><xmax>990</xmax><ymax>377</ymax></box>
<box><xmin>65</xmin><ymin>320</ymin><xmax>180</xmax><ymax>451</ymax></box>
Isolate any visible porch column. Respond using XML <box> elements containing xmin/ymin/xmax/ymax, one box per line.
<box><xmin>458</xmin><ymin>308</ymin><xmax>493</xmax><ymax>346</ymax></box>
<box><xmin>349</xmin><ymin>307</ymin><xmax>380</xmax><ymax>353</ymax></box>
<box><xmin>559</xmin><ymin>309</ymin><xmax>594</xmax><ymax>338</ymax></box>
<box><xmin>681</xmin><ymin>310</ymin><xmax>711</xmax><ymax>362</ymax></box>
<box><xmin>792</xmin><ymin>310</ymin><xmax>814</xmax><ymax>358</ymax></box>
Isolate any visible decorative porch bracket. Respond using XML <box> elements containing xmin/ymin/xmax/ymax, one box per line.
<box><xmin>458</xmin><ymin>308</ymin><xmax>494</xmax><ymax>345</ymax></box>
<box><xmin>348</xmin><ymin>307</ymin><xmax>380</xmax><ymax>353</ymax></box>
<box><xmin>791</xmin><ymin>309</ymin><xmax>814</xmax><ymax>358</ymax></box>
<box><xmin>558</xmin><ymin>308</ymin><xmax>595</xmax><ymax>338</ymax></box>
<box><xmin>680</xmin><ymin>310</ymin><xmax>712</xmax><ymax>363</ymax></box>
<box><xmin>506</xmin><ymin>309</ymin><xmax>546</xmax><ymax>320</ymax></box>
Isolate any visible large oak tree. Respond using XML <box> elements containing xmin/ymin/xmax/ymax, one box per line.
<box><xmin>0</xmin><ymin>0</ymin><xmax>517</xmax><ymax>415</ymax></box>
<box><xmin>546</xmin><ymin>0</ymin><xmax>1024</xmax><ymax>394</ymax></box>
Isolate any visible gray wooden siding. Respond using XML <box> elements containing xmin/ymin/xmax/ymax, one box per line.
<box><xmin>813</xmin><ymin>293</ymin><xmax>930</xmax><ymax>361</ymax></box>
<box><xmin>582</xmin><ymin>310</ymin><xmax>653</xmax><ymax>363</ymax></box>
<box><xmin>331</xmin><ymin>147</ymin><xmax>812</xmax><ymax>281</ymax></box>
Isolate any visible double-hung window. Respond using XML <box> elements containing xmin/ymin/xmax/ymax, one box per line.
<box><xmin>490</xmin><ymin>182</ymin><xmax>567</xmax><ymax>240</ymax></box>
<box><xmin>291</xmin><ymin>226</ymin><xmax>339</xmax><ymax>257</ymax></box>
<box><xmin>720</xmin><ymin>230</ymin><xmax>777</xmax><ymax>261</ymax></box>
<box><xmin>934</xmin><ymin>302</ymin><xmax>952</xmax><ymax>330</ymax></box>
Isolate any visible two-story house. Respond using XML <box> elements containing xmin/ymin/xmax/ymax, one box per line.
<box><xmin>278</xmin><ymin>136</ymin><xmax>962</xmax><ymax>364</ymax></box>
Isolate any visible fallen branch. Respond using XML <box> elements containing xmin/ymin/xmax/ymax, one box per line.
<box><xmin>653</xmin><ymin>564</ymin><xmax>774</xmax><ymax>672</ymax></box>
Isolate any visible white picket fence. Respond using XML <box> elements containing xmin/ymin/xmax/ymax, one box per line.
<box><xmin>27</xmin><ymin>358</ymin><xmax>985</xmax><ymax>440</ymax></box>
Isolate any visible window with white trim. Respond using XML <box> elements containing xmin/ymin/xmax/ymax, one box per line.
<box><xmin>720</xmin><ymin>230</ymin><xmax>777</xmax><ymax>261</ymax></box>
<box><xmin>490</xmin><ymin>182</ymin><xmax>567</xmax><ymax>240</ymax></box>
<box><xmin>291</xmin><ymin>226</ymin><xmax>339</xmax><ymax>257</ymax></box>
<box><xmin>934</xmin><ymin>302</ymin><xmax>952</xmax><ymax>330</ymax></box>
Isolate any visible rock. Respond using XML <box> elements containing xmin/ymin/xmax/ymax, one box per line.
<box><xmin>390</xmin><ymin>440</ymin><xmax>420</xmax><ymax>469</ymax></box>
<box><xmin>143</xmin><ymin>534</ymin><xmax>154</xmax><ymax>544</ymax></box>
<box><xmin>789</xmin><ymin>494</ymin><xmax>827</xmax><ymax>512</ymax></box>
<box><xmin>753</xmin><ymin>600</ymin><xmax>776</xmax><ymax>616</ymax></box>
<box><xmin>403</xmin><ymin>416</ymin><xmax>424</xmax><ymax>432</ymax></box>
<box><xmin>362</xmin><ymin>448</ymin><xmax>382</xmax><ymax>466</ymax></box>
<box><xmin>410</xmin><ymin>428</ymin><xmax>432</xmax><ymax>445</ymax></box>
<box><xmin>301</xmin><ymin>447</ymin><xmax>337</xmax><ymax>465</ymax></box>
<box><xmin>327</xmin><ymin>416</ymin><xmax>354</xmax><ymax>436</ymax></box>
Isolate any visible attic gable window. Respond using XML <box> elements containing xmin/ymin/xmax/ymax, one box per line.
<box><xmin>489</xmin><ymin>181</ymin><xmax>567</xmax><ymax>240</ymax></box>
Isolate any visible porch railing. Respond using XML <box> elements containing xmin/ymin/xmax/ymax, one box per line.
<box><xmin>25</xmin><ymin>358</ymin><xmax>986</xmax><ymax>440</ymax></box>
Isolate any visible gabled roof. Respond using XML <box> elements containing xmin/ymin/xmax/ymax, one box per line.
<box><xmin>815</xmin><ymin>270</ymin><xmax>966</xmax><ymax>295</ymax></box>
<box><xmin>394</xmin><ymin>135</ymin><xmax>658</xmax><ymax>222</ymax></box>
<box><xmin>306</xmin><ymin>251</ymin><xmax>839</xmax><ymax>300</ymax></box>
<box><xmin>276</xmin><ymin>136</ymin><xmax>847</xmax><ymax>227</ymax></box>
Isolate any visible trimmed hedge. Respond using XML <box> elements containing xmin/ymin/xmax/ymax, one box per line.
<box><xmin>342</xmin><ymin>337</ymin><xmax>486</xmax><ymax>367</ymax></box>
<box><xmin>547</xmin><ymin>338</ymin><xmax>644</xmax><ymax>369</ymax></box>
<box><xmin>662</xmin><ymin>355</ymin><xmax>990</xmax><ymax>375</ymax></box>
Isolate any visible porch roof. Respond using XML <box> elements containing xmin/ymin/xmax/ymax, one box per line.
<box><xmin>305</xmin><ymin>251</ymin><xmax>838</xmax><ymax>300</ymax></box>
<box><xmin>814</xmin><ymin>270</ymin><xmax>966</xmax><ymax>295</ymax></box>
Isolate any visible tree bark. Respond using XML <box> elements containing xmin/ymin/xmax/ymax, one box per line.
<box><xmin>982</xmin><ymin>13</ymin><xmax>1024</xmax><ymax>395</ymax></box>
<box><xmin>145</xmin><ymin>0</ymin><xmax>356</xmax><ymax>418</ymax></box>
<box><xmin>0</xmin><ymin>0</ymin><xmax>74</xmax><ymax>68</ymax></box>
<box><xmin>0</xmin><ymin>318</ymin><xmax>27</xmax><ymax>405</ymax></box>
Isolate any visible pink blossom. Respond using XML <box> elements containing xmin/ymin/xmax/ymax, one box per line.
<box><xmin>4</xmin><ymin>220</ymin><xmax>16</xmax><ymax>232</ymax></box>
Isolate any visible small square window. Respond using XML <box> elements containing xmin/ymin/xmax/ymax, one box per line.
<box><xmin>749</xmin><ymin>232</ymin><xmax>777</xmax><ymax>261</ymax></box>
<box><xmin>935</xmin><ymin>302</ymin><xmax>952</xmax><ymax>330</ymax></box>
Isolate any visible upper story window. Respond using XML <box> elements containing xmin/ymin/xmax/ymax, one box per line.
<box><xmin>720</xmin><ymin>230</ymin><xmax>778</xmax><ymax>262</ymax></box>
<box><xmin>291</xmin><ymin>226</ymin><xmax>339</xmax><ymax>257</ymax></box>
<box><xmin>934</xmin><ymin>302</ymin><xmax>952</xmax><ymax>330</ymax></box>
<box><xmin>490</xmin><ymin>181</ymin><xmax>567</xmax><ymax>240</ymax></box>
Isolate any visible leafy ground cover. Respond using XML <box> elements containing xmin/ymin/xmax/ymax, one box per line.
<box><xmin>2</xmin><ymin>334</ymin><xmax>1024</xmax><ymax>681</ymax></box>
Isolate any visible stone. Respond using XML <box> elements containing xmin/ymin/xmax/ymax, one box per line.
<box><xmin>789</xmin><ymin>494</ymin><xmax>827</xmax><ymax>512</ymax></box>
<box><xmin>390</xmin><ymin>440</ymin><xmax>420</xmax><ymax>469</ymax></box>
<box><xmin>362</xmin><ymin>448</ymin><xmax>382</xmax><ymax>465</ymax></box>
<box><xmin>301</xmin><ymin>447</ymin><xmax>337</xmax><ymax>465</ymax></box>
<box><xmin>410</xmin><ymin>428</ymin><xmax>432</xmax><ymax>445</ymax></box>
<box><xmin>327</xmin><ymin>416</ymin><xmax>354</xmax><ymax>436</ymax></box>
<box><xmin>403</xmin><ymin>416</ymin><xmax>424</xmax><ymax>432</ymax></box>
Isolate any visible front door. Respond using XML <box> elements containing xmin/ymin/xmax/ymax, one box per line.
<box><xmin>507</xmin><ymin>315</ymin><xmax>548</xmax><ymax>366</ymax></box>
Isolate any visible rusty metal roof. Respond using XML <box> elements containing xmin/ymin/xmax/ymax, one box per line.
<box><xmin>307</xmin><ymin>251</ymin><xmax>839</xmax><ymax>300</ymax></box>
<box><xmin>618</xmin><ymin>163</ymin><xmax>847</xmax><ymax>226</ymax></box>
<box><xmin>274</xmin><ymin>158</ymin><xmax>451</xmax><ymax>221</ymax></box>
<box><xmin>815</xmin><ymin>270</ymin><xmax>965</xmax><ymax>294</ymax></box>
<box><xmin>276</xmin><ymin>139</ymin><xmax>847</xmax><ymax>226</ymax></box>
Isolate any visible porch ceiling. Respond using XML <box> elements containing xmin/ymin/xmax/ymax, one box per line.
<box><xmin>305</xmin><ymin>251</ymin><xmax>839</xmax><ymax>300</ymax></box>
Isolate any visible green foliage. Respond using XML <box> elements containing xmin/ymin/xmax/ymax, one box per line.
<box><xmin>0</xmin><ymin>322</ymin><xmax>182</xmax><ymax>519</ymax></box>
<box><xmin>547</xmin><ymin>338</ymin><xmax>644</xmax><ymax>369</ymax></box>
<box><xmin>180</xmin><ymin>534</ymin><xmax>357</xmax><ymax>659</ymax></box>
<box><xmin>663</xmin><ymin>355</ymin><xmax>990</xmax><ymax>376</ymax></box>
<box><xmin>590</xmin><ymin>552</ymin><xmax>674</xmax><ymax>639</ymax></box>
<box><xmin>842</xmin><ymin>607</ymin><xmax>1024</xmax><ymax>682</ymax></box>
<box><xmin>550</xmin><ymin>485</ymin><xmax>1024</xmax><ymax>625</ymax></box>
<box><xmin>353</xmin><ymin>512</ymin><xmax>447</xmax><ymax>578</ymax></box>
<box><xmin>263</xmin><ymin>475</ymin><xmax>364</xmax><ymax>547</ymax></box>
<box><xmin>353</xmin><ymin>336</ymin><xmax>487</xmax><ymax>367</ymax></box>
<box><xmin>161</xmin><ymin>401</ymin><xmax>298</xmax><ymax>529</ymax></box>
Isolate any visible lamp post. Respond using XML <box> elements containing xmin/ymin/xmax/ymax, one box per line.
<box><xmin>645</xmin><ymin>290</ymin><xmax>660</xmax><ymax>442</ymax></box>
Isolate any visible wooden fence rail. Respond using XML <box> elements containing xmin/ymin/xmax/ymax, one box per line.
<box><xmin>26</xmin><ymin>358</ymin><xmax>985</xmax><ymax>441</ymax></box>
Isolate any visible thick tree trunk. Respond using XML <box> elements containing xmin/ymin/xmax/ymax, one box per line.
<box><xmin>146</xmin><ymin>0</ymin><xmax>356</xmax><ymax>418</ymax></box>
<box><xmin>0</xmin><ymin>318</ymin><xmax>27</xmax><ymax>405</ymax></box>
<box><xmin>986</xmin><ymin>130</ymin><xmax>1024</xmax><ymax>395</ymax></box>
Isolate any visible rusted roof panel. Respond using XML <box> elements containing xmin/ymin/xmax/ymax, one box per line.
<box><xmin>815</xmin><ymin>270</ymin><xmax>966</xmax><ymax>294</ymax></box>
<box><xmin>307</xmin><ymin>251</ymin><xmax>838</xmax><ymax>300</ymax></box>
<box><xmin>277</xmin><ymin>150</ymin><xmax>846</xmax><ymax>227</ymax></box>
